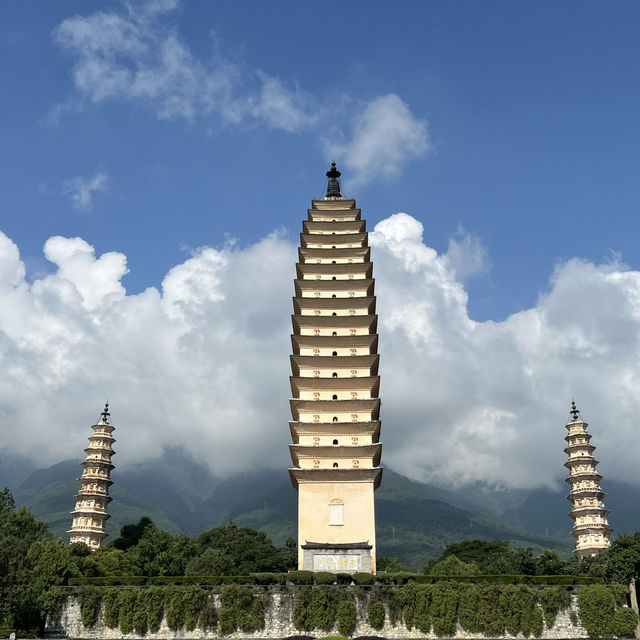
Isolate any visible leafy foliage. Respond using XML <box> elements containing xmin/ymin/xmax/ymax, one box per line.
<box><xmin>429</xmin><ymin>554</ymin><xmax>479</xmax><ymax>576</ymax></box>
<box><xmin>337</xmin><ymin>596</ymin><xmax>357</xmax><ymax>636</ymax></box>
<box><xmin>578</xmin><ymin>584</ymin><xmax>615</xmax><ymax>638</ymax></box>
<box><xmin>79</xmin><ymin>586</ymin><xmax>101</xmax><ymax>627</ymax></box>
<box><xmin>613</xmin><ymin>607</ymin><xmax>639</xmax><ymax>638</ymax></box>
<box><xmin>367</xmin><ymin>598</ymin><xmax>385</xmax><ymax>629</ymax></box>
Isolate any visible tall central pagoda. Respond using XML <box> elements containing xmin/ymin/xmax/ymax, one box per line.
<box><xmin>288</xmin><ymin>163</ymin><xmax>383</xmax><ymax>573</ymax></box>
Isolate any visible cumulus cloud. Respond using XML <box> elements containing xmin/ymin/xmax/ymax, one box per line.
<box><xmin>62</xmin><ymin>172</ymin><xmax>108</xmax><ymax>211</ymax></box>
<box><xmin>325</xmin><ymin>94</ymin><xmax>431</xmax><ymax>189</ymax></box>
<box><xmin>2</xmin><ymin>214</ymin><xmax>637</xmax><ymax>490</ymax></box>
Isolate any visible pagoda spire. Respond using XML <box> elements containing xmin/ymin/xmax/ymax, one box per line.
<box><xmin>288</xmin><ymin>165</ymin><xmax>382</xmax><ymax>573</ymax></box>
<box><xmin>564</xmin><ymin>401</ymin><xmax>612</xmax><ymax>557</ymax></box>
<box><xmin>68</xmin><ymin>402</ymin><xmax>116</xmax><ymax>549</ymax></box>
<box><xmin>325</xmin><ymin>162</ymin><xmax>342</xmax><ymax>199</ymax></box>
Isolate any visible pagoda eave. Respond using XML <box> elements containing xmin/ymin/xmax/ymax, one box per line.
<box><xmin>289</xmin><ymin>421</ymin><xmax>381</xmax><ymax>442</ymax></box>
<box><xmin>289</xmin><ymin>466</ymin><xmax>382</xmax><ymax>489</ymax></box>
<box><xmin>289</xmin><ymin>443</ymin><xmax>382</xmax><ymax>466</ymax></box>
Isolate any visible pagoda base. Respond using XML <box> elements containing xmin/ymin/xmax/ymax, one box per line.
<box><xmin>301</xmin><ymin>541</ymin><xmax>373</xmax><ymax>573</ymax></box>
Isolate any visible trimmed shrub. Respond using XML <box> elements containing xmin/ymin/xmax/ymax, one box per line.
<box><xmin>289</xmin><ymin>571</ymin><xmax>315</xmax><ymax>585</ymax></box>
<box><xmin>613</xmin><ymin>607</ymin><xmax>638</xmax><ymax>638</ymax></box>
<box><xmin>352</xmin><ymin>573</ymin><xmax>374</xmax><ymax>586</ymax></box>
<box><xmin>367</xmin><ymin>598</ymin><xmax>385</xmax><ymax>630</ymax></box>
<box><xmin>79</xmin><ymin>585</ymin><xmax>101</xmax><ymax>628</ymax></box>
<box><xmin>219</xmin><ymin>606</ymin><xmax>235</xmax><ymax>636</ymax></box>
<box><xmin>132</xmin><ymin>590</ymin><xmax>149</xmax><ymax>635</ymax></box>
<box><xmin>430</xmin><ymin>582</ymin><xmax>458</xmax><ymax>637</ymax></box>
<box><xmin>165</xmin><ymin>587</ymin><xmax>186</xmax><ymax>630</ymax></box>
<box><xmin>337</xmin><ymin>597</ymin><xmax>357</xmax><ymax>636</ymax></box>
<box><xmin>336</xmin><ymin>573</ymin><xmax>353</xmax><ymax>585</ymax></box>
<box><xmin>219</xmin><ymin>584</ymin><xmax>264</xmax><ymax>633</ymax></box>
<box><xmin>578</xmin><ymin>584</ymin><xmax>615</xmax><ymax>638</ymax></box>
<box><xmin>294</xmin><ymin>586</ymin><xmax>314</xmax><ymax>631</ymax></box>
<box><xmin>102</xmin><ymin>588</ymin><xmax>120</xmax><ymax>628</ymax></box>
<box><xmin>457</xmin><ymin>584</ymin><xmax>481</xmax><ymax>633</ymax></box>
<box><xmin>413</xmin><ymin>585</ymin><xmax>431</xmax><ymax>633</ymax></box>
<box><xmin>184</xmin><ymin>587</ymin><xmax>208</xmax><ymax>631</ymax></box>
<box><xmin>117</xmin><ymin>588</ymin><xmax>137</xmax><ymax>635</ymax></box>
<box><xmin>314</xmin><ymin>572</ymin><xmax>337</xmax><ymax>585</ymax></box>
<box><xmin>199</xmin><ymin>599</ymin><xmax>219</xmax><ymax>630</ymax></box>
<box><xmin>310</xmin><ymin>586</ymin><xmax>340</xmax><ymax>631</ymax></box>
<box><xmin>146</xmin><ymin>587</ymin><xmax>165</xmax><ymax>633</ymax></box>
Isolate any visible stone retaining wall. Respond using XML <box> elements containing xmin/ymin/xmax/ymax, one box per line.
<box><xmin>45</xmin><ymin>590</ymin><xmax>591</xmax><ymax>639</ymax></box>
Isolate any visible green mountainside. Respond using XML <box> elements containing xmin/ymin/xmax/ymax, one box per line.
<box><xmin>9</xmin><ymin>449</ymin><xmax>583</xmax><ymax>569</ymax></box>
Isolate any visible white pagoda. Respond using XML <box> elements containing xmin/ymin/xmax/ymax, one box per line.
<box><xmin>564</xmin><ymin>401</ymin><xmax>612</xmax><ymax>557</ymax></box>
<box><xmin>288</xmin><ymin>163</ymin><xmax>383</xmax><ymax>573</ymax></box>
<box><xmin>68</xmin><ymin>403</ymin><xmax>116</xmax><ymax>549</ymax></box>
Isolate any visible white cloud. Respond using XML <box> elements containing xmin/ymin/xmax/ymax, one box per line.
<box><xmin>325</xmin><ymin>94</ymin><xmax>431</xmax><ymax>189</ymax></box>
<box><xmin>62</xmin><ymin>172</ymin><xmax>108</xmax><ymax>211</ymax></box>
<box><xmin>49</xmin><ymin>3</ymin><xmax>430</xmax><ymax>187</ymax></box>
<box><xmin>50</xmin><ymin>0</ymin><xmax>315</xmax><ymax>132</ymax></box>
<box><xmin>2</xmin><ymin>214</ymin><xmax>638</xmax><ymax>490</ymax></box>
<box><xmin>443</xmin><ymin>225</ymin><xmax>491</xmax><ymax>281</ymax></box>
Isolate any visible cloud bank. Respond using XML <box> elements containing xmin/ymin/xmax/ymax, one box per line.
<box><xmin>50</xmin><ymin>1</ymin><xmax>429</xmax><ymax>187</ymax></box>
<box><xmin>1</xmin><ymin>214</ymin><xmax>640</xmax><ymax>490</ymax></box>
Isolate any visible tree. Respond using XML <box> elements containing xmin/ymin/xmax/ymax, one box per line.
<box><xmin>0</xmin><ymin>493</ymin><xmax>52</xmax><ymax>634</ymax></box>
<box><xmin>378</xmin><ymin>556</ymin><xmax>410</xmax><ymax>573</ymax></box>
<box><xmin>110</xmin><ymin>517</ymin><xmax>153</xmax><ymax>550</ymax></box>
<box><xmin>185</xmin><ymin>548</ymin><xmax>234</xmax><ymax>576</ymax></box>
<box><xmin>429</xmin><ymin>554</ymin><xmax>479</xmax><ymax>576</ymax></box>
<box><xmin>131</xmin><ymin>526</ymin><xmax>197</xmax><ymax>576</ymax></box>
<box><xmin>196</xmin><ymin>522</ymin><xmax>287</xmax><ymax>574</ymax></box>
<box><xmin>535</xmin><ymin>549</ymin><xmax>565</xmax><ymax>575</ymax></box>
<box><xmin>604</xmin><ymin>533</ymin><xmax>640</xmax><ymax>584</ymax></box>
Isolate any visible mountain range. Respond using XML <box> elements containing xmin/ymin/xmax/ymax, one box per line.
<box><xmin>3</xmin><ymin>447</ymin><xmax>639</xmax><ymax>570</ymax></box>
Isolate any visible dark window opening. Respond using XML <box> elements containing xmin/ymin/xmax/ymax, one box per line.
<box><xmin>332</xmin><ymin>372</ymin><xmax>338</xmax><ymax>378</ymax></box>
<box><xmin>332</xmin><ymin>312</ymin><xmax>337</xmax><ymax>316</ymax></box>
<box><xmin>332</xmin><ymin>416</ymin><xmax>338</xmax><ymax>422</ymax></box>
<box><xmin>332</xmin><ymin>394</ymin><xmax>338</xmax><ymax>400</ymax></box>
<box><xmin>332</xmin><ymin>294</ymin><xmax>337</xmax><ymax>298</ymax></box>
<box><xmin>332</xmin><ymin>351</ymin><xmax>338</xmax><ymax>356</ymax></box>
<box><xmin>333</xmin><ymin>462</ymin><xmax>339</xmax><ymax>468</ymax></box>
<box><xmin>332</xmin><ymin>276</ymin><xmax>337</xmax><ymax>280</ymax></box>
<box><xmin>333</xmin><ymin>439</ymin><xmax>338</xmax><ymax>445</ymax></box>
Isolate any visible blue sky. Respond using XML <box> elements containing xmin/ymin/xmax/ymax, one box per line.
<box><xmin>3</xmin><ymin>1</ymin><xmax>640</xmax><ymax>320</ymax></box>
<box><xmin>2</xmin><ymin>1</ymin><xmax>640</xmax><ymax>489</ymax></box>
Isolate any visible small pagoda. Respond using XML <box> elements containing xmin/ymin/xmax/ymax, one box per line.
<box><xmin>288</xmin><ymin>163</ymin><xmax>383</xmax><ymax>573</ymax></box>
<box><xmin>68</xmin><ymin>402</ymin><xmax>116</xmax><ymax>549</ymax></box>
<box><xmin>564</xmin><ymin>400</ymin><xmax>612</xmax><ymax>557</ymax></box>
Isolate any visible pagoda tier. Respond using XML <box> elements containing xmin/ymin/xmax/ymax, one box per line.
<box><xmin>298</xmin><ymin>247</ymin><xmax>370</xmax><ymax>262</ymax></box>
<box><xmin>68</xmin><ymin>403</ymin><xmax>116</xmax><ymax>550</ymax></box>
<box><xmin>293</xmin><ymin>298</ymin><xmax>376</xmax><ymax>316</ymax></box>
<box><xmin>290</xmin><ymin>421</ymin><xmax>382</xmax><ymax>444</ymax></box>
<box><xmin>289</xmin><ymin>164</ymin><xmax>382</xmax><ymax>574</ymax></box>
<box><xmin>564</xmin><ymin>401</ymin><xmax>612</xmax><ymax>558</ymax></box>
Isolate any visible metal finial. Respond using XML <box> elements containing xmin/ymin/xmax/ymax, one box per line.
<box><xmin>100</xmin><ymin>401</ymin><xmax>110</xmax><ymax>424</ymax></box>
<box><xmin>325</xmin><ymin>162</ymin><xmax>342</xmax><ymax>198</ymax></box>
<box><xmin>570</xmin><ymin>400</ymin><xmax>580</xmax><ymax>421</ymax></box>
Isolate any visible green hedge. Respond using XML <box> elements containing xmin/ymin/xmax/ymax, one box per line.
<box><xmin>67</xmin><ymin>572</ymin><xmax>604</xmax><ymax>587</ymax></box>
